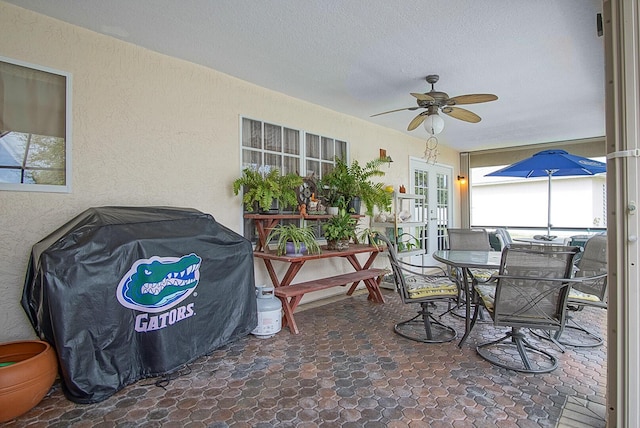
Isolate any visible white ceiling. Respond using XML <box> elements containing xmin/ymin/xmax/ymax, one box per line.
<box><xmin>6</xmin><ymin>0</ymin><xmax>605</xmax><ymax>152</ymax></box>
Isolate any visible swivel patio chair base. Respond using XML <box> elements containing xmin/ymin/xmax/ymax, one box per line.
<box><xmin>476</xmin><ymin>327</ymin><xmax>559</xmax><ymax>373</ymax></box>
<box><xmin>395</xmin><ymin>302</ymin><xmax>457</xmax><ymax>343</ymax></box>
<box><xmin>531</xmin><ymin>319</ymin><xmax>604</xmax><ymax>348</ymax></box>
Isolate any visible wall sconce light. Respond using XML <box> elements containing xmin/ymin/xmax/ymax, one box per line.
<box><xmin>457</xmin><ymin>175</ymin><xmax>466</xmax><ymax>184</ymax></box>
<box><xmin>379</xmin><ymin>149</ymin><xmax>393</xmax><ymax>166</ymax></box>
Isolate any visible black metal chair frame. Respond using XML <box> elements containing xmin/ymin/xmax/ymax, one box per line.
<box><xmin>377</xmin><ymin>233</ymin><xmax>459</xmax><ymax>344</ymax></box>
<box><xmin>532</xmin><ymin>234</ymin><xmax>608</xmax><ymax>348</ymax></box>
<box><xmin>463</xmin><ymin>245</ymin><xmax>579</xmax><ymax>373</ymax></box>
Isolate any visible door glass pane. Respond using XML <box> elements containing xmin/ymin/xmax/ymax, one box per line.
<box><xmin>436</xmin><ymin>173</ymin><xmax>449</xmax><ymax>250</ymax></box>
<box><xmin>414</xmin><ymin>169</ymin><xmax>428</xmax><ymax>252</ymax></box>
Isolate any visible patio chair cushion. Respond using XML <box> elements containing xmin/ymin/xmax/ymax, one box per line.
<box><xmin>449</xmin><ymin>267</ymin><xmax>497</xmax><ymax>283</ymax></box>
<box><xmin>568</xmin><ymin>288</ymin><xmax>601</xmax><ymax>303</ymax></box>
<box><xmin>475</xmin><ymin>283</ymin><xmax>497</xmax><ymax>311</ymax></box>
<box><xmin>469</xmin><ymin>268</ymin><xmax>497</xmax><ymax>282</ymax></box>
<box><xmin>404</xmin><ymin>275</ymin><xmax>458</xmax><ymax>299</ymax></box>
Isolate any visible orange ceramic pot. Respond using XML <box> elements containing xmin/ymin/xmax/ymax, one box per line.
<box><xmin>0</xmin><ymin>340</ymin><xmax>58</xmax><ymax>423</ymax></box>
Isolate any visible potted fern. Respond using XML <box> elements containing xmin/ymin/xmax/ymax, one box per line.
<box><xmin>266</xmin><ymin>223</ymin><xmax>321</xmax><ymax>256</ymax></box>
<box><xmin>232</xmin><ymin>167</ymin><xmax>303</xmax><ymax>212</ymax></box>
<box><xmin>321</xmin><ymin>157</ymin><xmax>391</xmax><ymax>215</ymax></box>
<box><xmin>323</xmin><ymin>208</ymin><xmax>357</xmax><ymax>251</ymax></box>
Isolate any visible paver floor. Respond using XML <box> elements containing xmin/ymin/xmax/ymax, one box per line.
<box><xmin>4</xmin><ymin>289</ymin><xmax>606</xmax><ymax>427</ymax></box>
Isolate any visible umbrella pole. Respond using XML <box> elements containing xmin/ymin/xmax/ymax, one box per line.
<box><xmin>547</xmin><ymin>172</ymin><xmax>552</xmax><ymax>237</ymax></box>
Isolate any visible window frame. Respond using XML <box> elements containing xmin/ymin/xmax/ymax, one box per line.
<box><xmin>0</xmin><ymin>56</ymin><xmax>72</xmax><ymax>193</ymax></box>
<box><xmin>239</xmin><ymin>116</ymin><xmax>348</xmax><ymax>180</ymax></box>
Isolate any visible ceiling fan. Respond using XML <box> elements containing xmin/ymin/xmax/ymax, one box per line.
<box><xmin>371</xmin><ymin>75</ymin><xmax>498</xmax><ymax>134</ymax></box>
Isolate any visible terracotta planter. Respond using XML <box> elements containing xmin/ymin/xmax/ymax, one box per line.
<box><xmin>0</xmin><ymin>340</ymin><xmax>58</xmax><ymax>423</ymax></box>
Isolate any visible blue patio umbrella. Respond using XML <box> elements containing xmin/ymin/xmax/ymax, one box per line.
<box><xmin>485</xmin><ymin>149</ymin><xmax>606</xmax><ymax>237</ymax></box>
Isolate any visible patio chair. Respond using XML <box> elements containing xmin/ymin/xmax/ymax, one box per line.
<box><xmin>566</xmin><ymin>234</ymin><xmax>591</xmax><ymax>249</ymax></box>
<box><xmin>565</xmin><ymin>234</ymin><xmax>592</xmax><ymax>265</ymax></box>
<box><xmin>447</xmin><ymin>228</ymin><xmax>492</xmax><ymax>250</ymax></box>
<box><xmin>446</xmin><ymin>228</ymin><xmax>496</xmax><ymax>283</ymax></box>
<box><xmin>377</xmin><ymin>233</ymin><xmax>459</xmax><ymax>343</ymax></box>
<box><xmin>443</xmin><ymin>228</ymin><xmax>498</xmax><ymax>322</ymax></box>
<box><xmin>535</xmin><ymin>234</ymin><xmax>608</xmax><ymax>347</ymax></box>
<box><xmin>469</xmin><ymin>245</ymin><xmax>579</xmax><ymax>373</ymax></box>
<box><xmin>488</xmin><ymin>232</ymin><xmax>502</xmax><ymax>251</ymax></box>
<box><xmin>494</xmin><ymin>228</ymin><xmax>513</xmax><ymax>249</ymax></box>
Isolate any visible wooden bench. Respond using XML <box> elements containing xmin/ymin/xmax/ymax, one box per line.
<box><xmin>274</xmin><ymin>268</ymin><xmax>387</xmax><ymax>334</ymax></box>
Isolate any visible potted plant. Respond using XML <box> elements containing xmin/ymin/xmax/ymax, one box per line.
<box><xmin>232</xmin><ymin>167</ymin><xmax>303</xmax><ymax>212</ymax></box>
<box><xmin>323</xmin><ymin>208</ymin><xmax>357</xmax><ymax>251</ymax></box>
<box><xmin>356</xmin><ymin>227</ymin><xmax>383</xmax><ymax>250</ymax></box>
<box><xmin>321</xmin><ymin>157</ymin><xmax>392</xmax><ymax>215</ymax></box>
<box><xmin>266</xmin><ymin>223</ymin><xmax>321</xmax><ymax>256</ymax></box>
<box><xmin>317</xmin><ymin>180</ymin><xmax>345</xmax><ymax>215</ymax></box>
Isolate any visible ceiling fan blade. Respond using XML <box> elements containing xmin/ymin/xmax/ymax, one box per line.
<box><xmin>370</xmin><ymin>106</ymin><xmax>420</xmax><ymax>117</ymax></box>
<box><xmin>407</xmin><ymin>112</ymin><xmax>427</xmax><ymax>131</ymax></box>
<box><xmin>410</xmin><ymin>92</ymin><xmax>435</xmax><ymax>102</ymax></box>
<box><xmin>446</xmin><ymin>94</ymin><xmax>498</xmax><ymax>106</ymax></box>
<box><xmin>442</xmin><ymin>106</ymin><xmax>482</xmax><ymax>123</ymax></box>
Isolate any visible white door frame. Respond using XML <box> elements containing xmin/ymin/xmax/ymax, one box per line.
<box><xmin>409</xmin><ymin>156</ymin><xmax>453</xmax><ymax>265</ymax></box>
<box><xmin>605</xmin><ymin>0</ymin><xmax>640</xmax><ymax>425</ymax></box>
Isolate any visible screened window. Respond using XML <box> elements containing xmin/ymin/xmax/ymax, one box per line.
<box><xmin>0</xmin><ymin>57</ymin><xmax>72</xmax><ymax>192</ymax></box>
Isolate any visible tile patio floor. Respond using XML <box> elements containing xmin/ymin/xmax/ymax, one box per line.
<box><xmin>4</xmin><ymin>288</ymin><xmax>607</xmax><ymax>427</ymax></box>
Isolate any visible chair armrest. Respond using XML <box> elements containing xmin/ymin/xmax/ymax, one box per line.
<box><xmin>491</xmin><ymin>275</ymin><xmax>567</xmax><ymax>285</ymax></box>
<box><xmin>396</xmin><ymin>259</ymin><xmax>449</xmax><ymax>277</ymax></box>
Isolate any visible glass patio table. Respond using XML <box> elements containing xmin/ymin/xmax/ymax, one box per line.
<box><xmin>432</xmin><ymin>250</ymin><xmax>502</xmax><ymax>346</ymax></box>
<box><xmin>513</xmin><ymin>237</ymin><xmax>568</xmax><ymax>245</ymax></box>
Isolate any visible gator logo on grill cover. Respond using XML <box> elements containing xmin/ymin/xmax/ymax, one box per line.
<box><xmin>117</xmin><ymin>254</ymin><xmax>202</xmax><ymax>312</ymax></box>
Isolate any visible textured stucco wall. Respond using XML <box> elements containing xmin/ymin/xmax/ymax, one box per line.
<box><xmin>0</xmin><ymin>2</ymin><xmax>460</xmax><ymax>341</ymax></box>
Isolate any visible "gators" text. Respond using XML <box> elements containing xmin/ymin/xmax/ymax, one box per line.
<box><xmin>134</xmin><ymin>303</ymin><xmax>195</xmax><ymax>332</ymax></box>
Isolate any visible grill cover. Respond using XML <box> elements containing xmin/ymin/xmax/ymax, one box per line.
<box><xmin>22</xmin><ymin>206</ymin><xmax>257</xmax><ymax>403</ymax></box>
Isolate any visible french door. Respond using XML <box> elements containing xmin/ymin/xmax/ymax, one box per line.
<box><xmin>409</xmin><ymin>157</ymin><xmax>453</xmax><ymax>265</ymax></box>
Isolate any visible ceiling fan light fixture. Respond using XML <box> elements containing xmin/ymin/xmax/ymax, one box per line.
<box><xmin>423</xmin><ymin>113</ymin><xmax>444</xmax><ymax>135</ymax></box>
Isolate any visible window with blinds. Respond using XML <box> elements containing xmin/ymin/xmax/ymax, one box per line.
<box><xmin>0</xmin><ymin>57</ymin><xmax>71</xmax><ymax>192</ymax></box>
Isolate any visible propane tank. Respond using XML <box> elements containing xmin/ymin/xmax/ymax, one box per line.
<box><xmin>251</xmin><ymin>285</ymin><xmax>282</xmax><ymax>338</ymax></box>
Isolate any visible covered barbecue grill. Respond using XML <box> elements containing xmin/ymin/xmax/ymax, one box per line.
<box><xmin>22</xmin><ymin>206</ymin><xmax>257</xmax><ymax>403</ymax></box>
